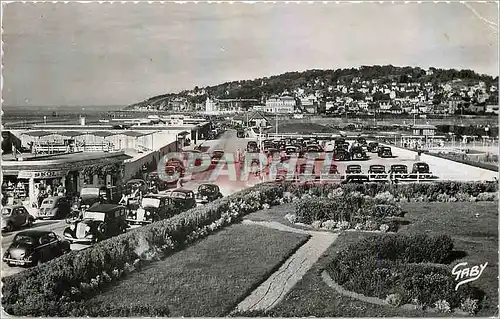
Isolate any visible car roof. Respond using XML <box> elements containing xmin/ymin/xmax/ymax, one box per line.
<box><xmin>169</xmin><ymin>188</ymin><xmax>193</xmax><ymax>193</ymax></box>
<box><xmin>15</xmin><ymin>230</ymin><xmax>53</xmax><ymax>238</ymax></box>
<box><xmin>143</xmin><ymin>194</ymin><xmax>170</xmax><ymax>199</ymax></box>
<box><xmin>127</xmin><ymin>179</ymin><xmax>145</xmax><ymax>183</ymax></box>
<box><xmin>87</xmin><ymin>203</ymin><xmax>124</xmax><ymax>212</ymax></box>
<box><xmin>370</xmin><ymin>164</ymin><xmax>385</xmax><ymax>168</ymax></box>
<box><xmin>200</xmin><ymin>183</ymin><xmax>217</xmax><ymax>187</ymax></box>
<box><xmin>347</xmin><ymin>164</ymin><xmax>361</xmax><ymax>167</ymax></box>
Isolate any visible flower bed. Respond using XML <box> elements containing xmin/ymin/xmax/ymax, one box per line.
<box><xmin>327</xmin><ymin>234</ymin><xmax>484</xmax><ymax>314</ymax></box>
<box><xmin>1</xmin><ymin>183</ymin><xmax>285</xmax><ymax>316</ymax></box>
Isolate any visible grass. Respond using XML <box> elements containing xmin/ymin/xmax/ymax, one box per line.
<box><xmin>84</xmin><ymin>223</ymin><xmax>310</xmax><ymax>317</ymax></box>
<box><xmin>237</xmin><ymin>201</ymin><xmax>498</xmax><ymax>317</ymax></box>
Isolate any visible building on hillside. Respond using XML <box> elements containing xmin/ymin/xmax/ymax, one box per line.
<box><xmin>216</xmin><ymin>98</ymin><xmax>259</xmax><ymax>111</ymax></box>
<box><xmin>205</xmin><ymin>97</ymin><xmax>218</xmax><ymax>113</ymax></box>
<box><xmin>448</xmin><ymin>95</ymin><xmax>461</xmax><ymax>114</ymax></box>
<box><xmin>169</xmin><ymin>97</ymin><xmax>189</xmax><ymax>111</ymax></box>
<box><xmin>265</xmin><ymin>95</ymin><xmax>296</xmax><ymax>113</ymax></box>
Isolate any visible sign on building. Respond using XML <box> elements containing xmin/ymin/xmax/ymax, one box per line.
<box><xmin>18</xmin><ymin>170</ymin><xmax>67</xmax><ymax>179</ymax></box>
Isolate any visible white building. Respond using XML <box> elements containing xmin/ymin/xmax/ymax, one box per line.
<box><xmin>265</xmin><ymin>96</ymin><xmax>296</xmax><ymax>113</ymax></box>
<box><xmin>205</xmin><ymin>97</ymin><xmax>218</xmax><ymax>113</ymax></box>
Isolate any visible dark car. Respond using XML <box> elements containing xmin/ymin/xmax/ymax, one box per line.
<box><xmin>37</xmin><ymin>196</ymin><xmax>71</xmax><ymax>220</ymax></box>
<box><xmin>334</xmin><ymin>149</ymin><xmax>351</xmax><ymax>161</ymax></box>
<box><xmin>350</xmin><ymin>146</ymin><xmax>369</xmax><ymax>160</ymax></box>
<box><xmin>346</xmin><ymin>164</ymin><xmax>362</xmax><ymax>174</ymax></box>
<box><xmin>410</xmin><ymin>162</ymin><xmax>432</xmax><ymax>179</ymax></box>
<box><xmin>165</xmin><ymin>188</ymin><xmax>197</xmax><ymax>212</ymax></box>
<box><xmin>77</xmin><ymin>186</ymin><xmax>112</xmax><ymax>211</ymax></box>
<box><xmin>378</xmin><ymin>146</ymin><xmax>393</xmax><ymax>158</ymax></box>
<box><xmin>341</xmin><ymin>174</ymin><xmax>370</xmax><ymax>184</ymax></box>
<box><xmin>63</xmin><ymin>204</ymin><xmax>128</xmax><ymax>244</ymax></box>
<box><xmin>367</xmin><ymin>142</ymin><xmax>379</xmax><ymax>153</ymax></box>
<box><xmin>124</xmin><ymin>179</ymin><xmax>149</xmax><ymax>196</ymax></box>
<box><xmin>306</xmin><ymin>144</ymin><xmax>323</xmax><ymax>153</ymax></box>
<box><xmin>356</xmin><ymin>137</ymin><xmax>367</xmax><ymax>146</ymax></box>
<box><xmin>412</xmin><ymin>162</ymin><xmax>431</xmax><ymax>174</ymax></box>
<box><xmin>247</xmin><ymin>141</ymin><xmax>259</xmax><ymax>152</ymax></box>
<box><xmin>126</xmin><ymin>194</ymin><xmax>175</xmax><ymax>225</ymax></box>
<box><xmin>195</xmin><ymin>184</ymin><xmax>223</xmax><ymax>205</ymax></box>
<box><xmin>390</xmin><ymin>164</ymin><xmax>409</xmax><ymax>179</ymax></box>
<box><xmin>3</xmin><ymin>230</ymin><xmax>70</xmax><ymax>267</ymax></box>
<box><xmin>146</xmin><ymin>171</ymin><xmax>168</xmax><ymax>192</ymax></box>
<box><xmin>2</xmin><ymin>205</ymin><xmax>35</xmax><ymax>232</ymax></box>
<box><xmin>210</xmin><ymin>150</ymin><xmax>225</xmax><ymax>164</ymax></box>
<box><xmin>368</xmin><ymin>165</ymin><xmax>387</xmax><ymax>179</ymax></box>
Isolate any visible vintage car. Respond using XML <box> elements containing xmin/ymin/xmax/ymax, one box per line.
<box><xmin>146</xmin><ymin>171</ymin><xmax>168</xmax><ymax>192</ymax></box>
<box><xmin>412</xmin><ymin>162</ymin><xmax>431</xmax><ymax>174</ymax></box>
<box><xmin>368</xmin><ymin>165</ymin><xmax>387</xmax><ymax>179</ymax></box>
<box><xmin>164</xmin><ymin>165</ymin><xmax>184</xmax><ymax>188</ymax></box>
<box><xmin>350</xmin><ymin>146</ymin><xmax>369</xmax><ymax>160</ymax></box>
<box><xmin>334</xmin><ymin>149</ymin><xmax>351</xmax><ymax>161</ymax></box>
<box><xmin>195</xmin><ymin>183</ymin><xmax>223</xmax><ymax>205</ymax></box>
<box><xmin>378</xmin><ymin>146</ymin><xmax>393</xmax><ymax>158</ymax></box>
<box><xmin>306</xmin><ymin>144</ymin><xmax>323</xmax><ymax>153</ymax></box>
<box><xmin>124</xmin><ymin>179</ymin><xmax>148</xmax><ymax>197</ymax></box>
<box><xmin>247</xmin><ymin>141</ymin><xmax>259</xmax><ymax>152</ymax></box>
<box><xmin>390</xmin><ymin>164</ymin><xmax>409</xmax><ymax>179</ymax></box>
<box><xmin>285</xmin><ymin>146</ymin><xmax>298</xmax><ymax>156</ymax></box>
<box><xmin>210</xmin><ymin>150</ymin><xmax>225</xmax><ymax>164</ymax></box>
<box><xmin>3</xmin><ymin>230</ymin><xmax>71</xmax><ymax>267</ymax></box>
<box><xmin>367</xmin><ymin>142</ymin><xmax>380</xmax><ymax>153</ymax></box>
<box><xmin>356</xmin><ymin>137</ymin><xmax>367</xmax><ymax>146</ymax></box>
<box><xmin>165</xmin><ymin>188</ymin><xmax>197</xmax><ymax>212</ymax></box>
<box><xmin>346</xmin><ymin>164</ymin><xmax>363</xmax><ymax>174</ymax></box>
<box><xmin>410</xmin><ymin>162</ymin><xmax>433</xmax><ymax>179</ymax></box>
<box><xmin>126</xmin><ymin>194</ymin><xmax>175</xmax><ymax>225</ymax></box>
<box><xmin>37</xmin><ymin>196</ymin><xmax>72</xmax><ymax>220</ymax></box>
<box><xmin>77</xmin><ymin>186</ymin><xmax>112</xmax><ymax>211</ymax></box>
<box><xmin>63</xmin><ymin>204</ymin><xmax>128</xmax><ymax>244</ymax></box>
<box><xmin>2</xmin><ymin>205</ymin><xmax>35</xmax><ymax>232</ymax></box>
<box><xmin>341</xmin><ymin>174</ymin><xmax>370</xmax><ymax>184</ymax></box>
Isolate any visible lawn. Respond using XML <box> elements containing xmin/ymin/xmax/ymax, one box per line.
<box><xmin>84</xmin><ymin>223</ymin><xmax>310</xmax><ymax>317</ymax></box>
<box><xmin>244</xmin><ymin>201</ymin><xmax>498</xmax><ymax>317</ymax></box>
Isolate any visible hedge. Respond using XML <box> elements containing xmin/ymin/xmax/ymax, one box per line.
<box><xmin>328</xmin><ymin>234</ymin><xmax>484</xmax><ymax>311</ymax></box>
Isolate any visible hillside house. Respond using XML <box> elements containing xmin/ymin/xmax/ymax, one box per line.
<box><xmin>265</xmin><ymin>95</ymin><xmax>296</xmax><ymax>114</ymax></box>
<box><xmin>412</xmin><ymin>124</ymin><xmax>436</xmax><ymax>136</ymax></box>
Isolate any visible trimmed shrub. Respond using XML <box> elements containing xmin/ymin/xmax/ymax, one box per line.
<box><xmin>328</xmin><ymin>233</ymin><xmax>480</xmax><ymax>311</ymax></box>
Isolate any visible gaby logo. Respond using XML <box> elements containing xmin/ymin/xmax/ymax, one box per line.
<box><xmin>451</xmin><ymin>262</ymin><xmax>487</xmax><ymax>291</ymax></box>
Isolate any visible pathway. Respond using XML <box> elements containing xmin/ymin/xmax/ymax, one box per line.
<box><xmin>233</xmin><ymin>219</ymin><xmax>338</xmax><ymax>313</ymax></box>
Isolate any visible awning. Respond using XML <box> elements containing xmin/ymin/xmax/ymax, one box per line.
<box><xmin>21</xmin><ymin>131</ymin><xmax>54</xmax><ymax>137</ymax></box>
<box><xmin>56</xmin><ymin>131</ymin><xmax>86</xmax><ymax>137</ymax></box>
<box><xmin>122</xmin><ymin>131</ymin><xmax>152</xmax><ymax>137</ymax></box>
<box><xmin>90</xmin><ymin>131</ymin><xmax>118</xmax><ymax>138</ymax></box>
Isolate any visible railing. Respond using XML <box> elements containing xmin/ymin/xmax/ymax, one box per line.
<box><xmin>33</xmin><ymin>143</ymin><xmax>115</xmax><ymax>154</ymax></box>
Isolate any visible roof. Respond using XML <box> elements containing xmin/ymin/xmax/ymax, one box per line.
<box><xmin>21</xmin><ymin>131</ymin><xmax>54</xmax><ymax>137</ymax></box>
<box><xmin>91</xmin><ymin>131</ymin><xmax>118</xmax><ymax>138</ymax></box>
<box><xmin>56</xmin><ymin>131</ymin><xmax>86</xmax><ymax>137</ymax></box>
<box><xmin>14</xmin><ymin>230</ymin><xmax>52</xmax><ymax>237</ymax></box>
<box><xmin>122</xmin><ymin>131</ymin><xmax>153</xmax><ymax>137</ymax></box>
<box><xmin>412</xmin><ymin>124</ymin><xmax>437</xmax><ymax>130</ymax></box>
<box><xmin>87</xmin><ymin>204</ymin><xmax>124</xmax><ymax>212</ymax></box>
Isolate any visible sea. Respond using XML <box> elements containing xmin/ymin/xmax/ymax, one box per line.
<box><xmin>1</xmin><ymin>105</ymin><xmax>126</xmax><ymax>126</ymax></box>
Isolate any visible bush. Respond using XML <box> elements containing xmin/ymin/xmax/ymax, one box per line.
<box><xmin>460</xmin><ymin>297</ymin><xmax>479</xmax><ymax>315</ymax></box>
<box><xmin>327</xmin><ymin>233</ymin><xmax>476</xmax><ymax>311</ymax></box>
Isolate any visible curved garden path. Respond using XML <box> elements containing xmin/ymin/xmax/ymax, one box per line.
<box><xmin>233</xmin><ymin>219</ymin><xmax>338</xmax><ymax>313</ymax></box>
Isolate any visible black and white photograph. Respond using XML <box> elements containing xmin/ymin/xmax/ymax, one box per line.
<box><xmin>1</xmin><ymin>1</ymin><xmax>498</xmax><ymax>317</ymax></box>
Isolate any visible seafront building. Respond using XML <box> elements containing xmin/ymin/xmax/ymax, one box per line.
<box><xmin>1</xmin><ymin>115</ymin><xmax>211</xmax><ymax>208</ymax></box>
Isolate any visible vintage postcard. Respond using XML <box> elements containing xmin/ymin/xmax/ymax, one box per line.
<box><xmin>1</xmin><ymin>1</ymin><xmax>498</xmax><ymax>317</ymax></box>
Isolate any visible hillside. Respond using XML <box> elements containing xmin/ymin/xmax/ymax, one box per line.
<box><xmin>126</xmin><ymin>65</ymin><xmax>498</xmax><ymax>111</ymax></box>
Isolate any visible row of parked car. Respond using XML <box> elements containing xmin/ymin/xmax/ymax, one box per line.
<box><xmin>2</xmin><ymin>180</ymin><xmax>224</xmax><ymax>268</ymax></box>
<box><xmin>245</xmin><ymin>137</ymin><xmax>395</xmax><ymax>163</ymax></box>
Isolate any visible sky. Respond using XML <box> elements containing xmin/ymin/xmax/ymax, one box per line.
<box><xmin>2</xmin><ymin>2</ymin><xmax>498</xmax><ymax>107</ymax></box>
